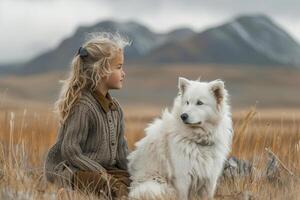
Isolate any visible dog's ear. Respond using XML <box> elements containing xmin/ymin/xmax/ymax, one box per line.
<box><xmin>178</xmin><ymin>77</ymin><xmax>190</xmax><ymax>95</ymax></box>
<box><xmin>209</xmin><ymin>79</ymin><xmax>225</xmax><ymax>105</ymax></box>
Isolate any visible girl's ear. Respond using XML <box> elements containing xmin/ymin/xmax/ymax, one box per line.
<box><xmin>209</xmin><ymin>79</ymin><xmax>225</xmax><ymax>105</ymax></box>
<box><xmin>178</xmin><ymin>77</ymin><xmax>190</xmax><ymax>95</ymax></box>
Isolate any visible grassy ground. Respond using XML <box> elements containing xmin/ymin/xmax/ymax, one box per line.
<box><xmin>0</xmin><ymin>104</ymin><xmax>299</xmax><ymax>199</ymax></box>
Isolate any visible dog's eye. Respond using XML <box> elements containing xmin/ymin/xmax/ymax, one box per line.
<box><xmin>196</xmin><ymin>100</ymin><xmax>203</xmax><ymax>105</ymax></box>
<box><xmin>186</xmin><ymin>101</ymin><xmax>189</xmax><ymax>105</ymax></box>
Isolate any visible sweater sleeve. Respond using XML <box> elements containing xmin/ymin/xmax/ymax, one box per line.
<box><xmin>61</xmin><ymin>103</ymin><xmax>106</xmax><ymax>172</ymax></box>
<box><xmin>116</xmin><ymin>107</ymin><xmax>129</xmax><ymax>170</ymax></box>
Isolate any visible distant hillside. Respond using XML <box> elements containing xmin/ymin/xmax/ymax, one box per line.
<box><xmin>1</xmin><ymin>64</ymin><xmax>300</xmax><ymax>109</ymax></box>
<box><xmin>2</xmin><ymin>14</ymin><xmax>300</xmax><ymax>75</ymax></box>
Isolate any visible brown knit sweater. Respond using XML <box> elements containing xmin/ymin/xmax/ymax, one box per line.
<box><xmin>44</xmin><ymin>89</ymin><xmax>129</xmax><ymax>187</ymax></box>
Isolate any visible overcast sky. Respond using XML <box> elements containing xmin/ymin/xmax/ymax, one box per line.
<box><xmin>1</xmin><ymin>0</ymin><xmax>300</xmax><ymax>64</ymax></box>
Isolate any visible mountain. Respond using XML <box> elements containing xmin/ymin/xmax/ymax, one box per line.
<box><xmin>2</xmin><ymin>14</ymin><xmax>300</xmax><ymax>75</ymax></box>
<box><xmin>13</xmin><ymin>20</ymin><xmax>195</xmax><ymax>75</ymax></box>
<box><xmin>144</xmin><ymin>15</ymin><xmax>300</xmax><ymax>66</ymax></box>
<box><xmin>0</xmin><ymin>64</ymin><xmax>21</xmax><ymax>74</ymax></box>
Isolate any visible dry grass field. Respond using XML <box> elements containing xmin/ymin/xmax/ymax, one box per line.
<box><xmin>0</xmin><ymin>64</ymin><xmax>299</xmax><ymax>199</ymax></box>
<box><xmin>0</xmin><ymin>102</ymin><xmax>299</xmax><ymax>200</ymax></box>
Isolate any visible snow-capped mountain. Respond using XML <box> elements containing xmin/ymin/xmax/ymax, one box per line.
<box><xmin>144</xmin><ymin>14</ymin><xmax>300</xmax><ymax>66</ymax></box>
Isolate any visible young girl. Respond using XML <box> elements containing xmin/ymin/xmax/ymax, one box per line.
<box><xmin>44</xmin><ymin>32</ymin><xmax>131</xmax><ymax>199</ymax></box>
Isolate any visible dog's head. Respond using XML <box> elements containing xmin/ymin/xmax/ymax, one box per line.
<box><xmin>175</xmin><ymin>77</ymin><xmax>228</xmax><ymax>129</ymax></box>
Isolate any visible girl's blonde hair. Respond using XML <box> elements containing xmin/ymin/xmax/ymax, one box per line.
<box><xmin>54</xmin><ymin>32</ymin><xmax>130</xmax><ymax>124</ymax></box>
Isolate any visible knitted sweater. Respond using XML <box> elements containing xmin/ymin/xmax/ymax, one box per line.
<box><xmin>43</xmin><ymin>89</ymin><xmax>129</xmax><ymax>187</ymax></box>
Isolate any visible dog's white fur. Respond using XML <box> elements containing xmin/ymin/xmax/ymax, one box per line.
<box><xmin>127</xmin><ymin>77</ymin><xmax>233</xmax><ymax>200</ymax></box>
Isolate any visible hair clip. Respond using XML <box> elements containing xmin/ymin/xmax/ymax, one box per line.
<box><xmin>77</xmin><ymin>46</ymin><xmax>88</xmax><ymax>58</ymax></box>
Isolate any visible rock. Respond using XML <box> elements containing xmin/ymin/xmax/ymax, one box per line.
<box><xmin>223</xmin><ymin>156</ymin><xmax>253</xmax><ymax>180</ymax></box>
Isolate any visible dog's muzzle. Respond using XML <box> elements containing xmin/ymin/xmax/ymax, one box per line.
<box><xmin>181</xmin><ymin>113</ymin><xmax>202</xmax><ymax>126</ymax></box>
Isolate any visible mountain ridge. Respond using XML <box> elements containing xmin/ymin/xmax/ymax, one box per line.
<box><xmin>1</xmin><ymin>14</ymin><xmax>300</xmax><ymax>75</ymax></box>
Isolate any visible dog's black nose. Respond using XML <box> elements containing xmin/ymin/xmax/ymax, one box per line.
<box><xmin>180</xmin><ymin>113</ymin><xmax>188</xmax><ymax>121</ymax></box>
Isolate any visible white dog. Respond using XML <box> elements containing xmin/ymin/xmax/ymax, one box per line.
<box><xmin>127</xmin><ymin>77</ymin><xmax>233</xmax><ymax>200</ymax></box>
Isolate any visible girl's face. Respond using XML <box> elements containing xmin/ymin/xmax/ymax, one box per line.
<box><xmin>105</xmin><ymin>49</ymin><xmax>125</xmax><ymax>90</ymax></box>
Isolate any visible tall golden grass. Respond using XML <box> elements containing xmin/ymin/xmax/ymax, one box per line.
<box><xmin>0</xmin><ymin>105</ymin><xmax>299</xmax><ymax>199</ymax></box>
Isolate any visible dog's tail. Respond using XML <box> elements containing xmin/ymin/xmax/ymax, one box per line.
<box><xmin>129</xmin><ymin>179</ymin><xmax>175</xmax><ymax>200</ymax></box>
